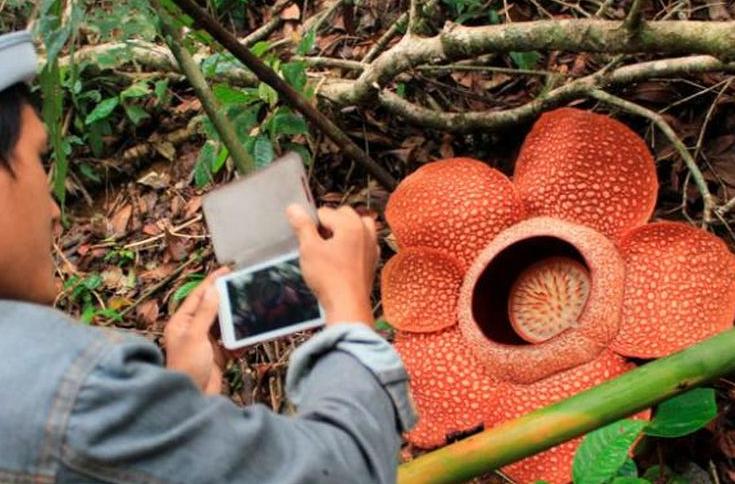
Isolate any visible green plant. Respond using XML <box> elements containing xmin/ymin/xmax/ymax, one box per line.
<box><xmin>103</xmin><ymin>247</ymin><xmax>136</xmax><ymax>266</ymax></box>
<box><xmin>192</xmin><ymin>33</ymin><xmax>315</xmax><ymax>186</ymax></box>
<box><xmin>63</xmin><ymin>273</ymin><xmax>123</xmax><ymax>324</ymax></box>
<box><xmin>570</xmin><ymin>388</ymin><xmax>717</xmax><ymax>484</ymax></box>
<box><xmin>172</xmin><ymin>273</ymin><xmax>206</xmax><ymax>303</ymax></box>
<box><xmin>34</xmin><ymin>0</ymin><xmax>162</xmax><ymax>205</ymax></box>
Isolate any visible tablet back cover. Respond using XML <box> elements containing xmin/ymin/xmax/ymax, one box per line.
<box><xmin>202</xmin><ymin>152</ymin><xmax>317</xmax><ymax>268</ymax></box>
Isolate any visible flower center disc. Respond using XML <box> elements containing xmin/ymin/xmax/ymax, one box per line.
<box><xmin>508</xmin><ymin>256</ymin><xmax>591</xmax><ymax>343</ymax></box>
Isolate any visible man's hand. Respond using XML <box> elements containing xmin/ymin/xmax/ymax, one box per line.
<box><xmin>287</xmin><ymin>204</ymin><xmax>378</xmax><ymax>326</ymax></box>
<box><xmin>164</xmin><ymin>268</ymin><xmax>230</xmax><ymax>395</ymax></box>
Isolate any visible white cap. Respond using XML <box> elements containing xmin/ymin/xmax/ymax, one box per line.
<box><xmin>0</xmin><ymin>31</ymin><xmax>37</xmax><ymax>92</ymax></box>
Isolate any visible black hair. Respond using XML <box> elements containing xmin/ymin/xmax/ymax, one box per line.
<box><xmin>0</xmin><ymin>83</ymin><xmax>31</xmax><ymax>171</ymax></box>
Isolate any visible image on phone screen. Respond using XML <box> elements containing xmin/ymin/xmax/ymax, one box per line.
<box><xmin>217</xmin><ymin>252</ymin><xmax>323</xmax><ymax>348</ymax></box>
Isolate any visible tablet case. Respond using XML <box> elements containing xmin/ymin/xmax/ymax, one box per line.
<box><xmin>202</xmin><ymin>152</ymin><xmax>318</xmax><ymax>269</ymax></box>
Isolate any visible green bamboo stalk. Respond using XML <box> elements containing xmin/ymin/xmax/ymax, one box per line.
<box><xmin>152</xmin><ymin>0</ymin><xmax>254</xmax><ymax>175</ymax></box>
<box><xmin>398</xmin><ymin>328</ymin><xmax>735</xmax><ymax>483</ymax></box>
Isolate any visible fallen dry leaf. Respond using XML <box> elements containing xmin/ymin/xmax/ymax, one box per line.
<box><xmin>137</xmin><ymin>171</ymin><xmax>170</xmax><ymax>190</ymax></box>
<box><xmin>110</xmin><ymin>204</ymin><xmax>132</xmax><ymax>238</ymax></box>
<box><xmin>140</xmin><ymin>263</ymin><xmax>177</xmax><ymax>282</ymax></box>
<box><xmin>101</xmin><ymin>266</ymin><xmax>124</xmax><ymax>290</ymax></box>
<box><xmin>280</xmin><ymin>3</ymin><xmax>300</xmax><ymax>20</ymax></box>
<box><xmin>165</xmin><ymin>233</ymin><xmax>190</xmax><ymax>262</ymax></box>
<box><xmin>184</xmin><ymin>196</ymin><xmax>203</xmax><ymax>218</ymax></box>
<box><xmin>136</xmin><ymin>299</ymin><xmax>160</xmax><ymax>327</ymax></box>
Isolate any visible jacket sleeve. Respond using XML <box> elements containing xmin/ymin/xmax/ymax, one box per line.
<box><xmin>61</xmin><ymin>324</ymin><xmax>415</xmax><ymax>484</ymax></box>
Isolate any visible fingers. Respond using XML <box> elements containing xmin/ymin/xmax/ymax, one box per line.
<box><xmin>359</xmin><ymin>215</ymin><xmax>379</xmax><ymax>260</ymax></box>
<box><xmin>175</xmin><ymin>267</ymin><xmax>230</xmax><ymax>317</ymax></box>
<box><xmin>287</xmin><ymin>204</ymin><xmax>320</xmax><ymax>245</ymax></box>
<box><xmin>190</xmin><ymin>284</ymin><xmax>221</xmax><ymax>336</ymax></box>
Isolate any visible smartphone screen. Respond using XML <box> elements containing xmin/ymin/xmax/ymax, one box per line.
<box><xmin>217</xmin><ymin>251</ymin><xmax>324</xmax><ymax>348</ymax></box>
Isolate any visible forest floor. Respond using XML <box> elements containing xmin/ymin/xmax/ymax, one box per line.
<box><xmin>6</xmin><ymin>0</ymin><xmax>735</xmax><ymax>481</ymax></box>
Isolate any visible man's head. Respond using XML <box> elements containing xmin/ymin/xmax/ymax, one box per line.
<box><xmin>0</xmin><ymin>82</ymin><xmax>61</xmax><ymax>304</ymax></box>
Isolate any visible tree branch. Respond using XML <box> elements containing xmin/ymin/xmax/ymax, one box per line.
<box><xmin>169</xmin><ymin>0</ymin><xmax>398</xmax><ymax>190</ymax></box>
<box><xmin>363</xmin><ymin>12</ymin><xmax>407</xmax><ymax>63</ymax></box>
<box><xmin>318</xmin><ymin>55</ymin><xmax>735</xmax><ymax>132</ymax></box>
<box><xmin>622</xmin><ymin>0</ymin><xmax>645</xmax><ymax>32</ymax></box>
<box><xmin>340</xmin><ymin>20</ymin><xmax>735</xmax><ymax>105</ymax></box>
<box><xmin>154</xmin><ymin>0</ymin><xmax>254</xmax><ymax>174</ymax></box>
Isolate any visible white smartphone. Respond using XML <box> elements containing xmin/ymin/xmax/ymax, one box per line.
<box><xmin>202</xmin><ymin>152</ymin><xmax>325</xmax><ymax>350</ymax></box>
<box><xmin>216</xmin><ymin>251</ymin><xmax>324</xmax><ymax>350</ymax></box>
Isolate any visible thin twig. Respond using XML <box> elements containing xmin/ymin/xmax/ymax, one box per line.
<box><xmin>169</xmin><ymin>0</ymin><xmax>398</xmax><ymax>190</ymax></box>
<box><xmin>588</xmin><ymin>89</ymin><xmax>715</xmax><ymax>226</ymax></box>
<box><xmin>153</xmin><ymin>0</ymin><xmax>254</xmax><ymax>174</ymax></box>
<box><xmin>363</xmin><ymin>12</ymin><xmax>408</xmax><ymax>63</ymax></box>
<box><xmin>693</xmin><ymin>77</ymin><xmax>733</xmax><ymax>162</ymax></box>
<box><xmin>408</xmin><ymin>0</ymin><xmax>422</xmax><ymax>35</ymax></box>
<box><xmin>308</xmin><ymin>0</ymin><xmax>346</xmax><ymax>34</ymax></box>
<box><xmin>594</xmin><ymin>0</ymin><xmax>615</xmax><ymax>17</ymax></box>
<box><xmin>623</xmin><ymin>0</ymin><xmax>646</xmax><ymax>31</ymax></box>
<box><xmin>716</xmin><ymin>196</ymin><xmax>735</xmax><ymax>217</ymax></box>
<box><xmin>241</xmin><ymin>16</ymin><xmax>283</xmax><ymax>46</ymax></box>
<box><xmin>119</xmin><ymin>250</ymin><xmax>209</xmax><ymax>318</ymax></box>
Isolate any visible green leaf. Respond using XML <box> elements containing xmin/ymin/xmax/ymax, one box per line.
<box><xmin>83</xmin><ymin>274</ymin><xmax>103</xmax><ymax>291</ymax></box>
<box><xmin>616</xmin><ymin>458</ymin><xmax>638</xmax><ymax>477</ymax></box>
<box><xmin>645</xmin><ymin>388</ymin><xmax>717</xmax><ymax>438</ymax></box>
<box><xmin>212</xmin><ymin>146</ymin><xmax>229</xmax><ymax>174</ymax></box>
<box><xmin>253</xmin><ymin>136</ymin><xmax>274</xmax><ymax>168</ymax></box>
<box><xmin>488</xmin><ymin>9</ymin><xmax>500</xmax><ymax>24</ymax></box>
<box><xmin>154</xmin><ymin>79</ymin><xmax>170</xmax><ymax>104</ymax></box>
<box><xmin>81</xmin><ymin>304</ymin><xmax>97</xmax><ymax>324</ymax></box>
<box><xmin>510</xmin><ymin>51</ymin><xmax>541</xmax><ymax>70</ymax></box>
<box><xmin>258</xmin><ymin>82</ymin><xmax>278</xmax><ymax>107</ymax></box>
<box><xmin>232</xmin><ymin>104</ymin><xmax>262</xmax><ymax>139</ymax></box>
<box><xmin>250</xmin><ymin>41</ymin><xmax>272</xmax><ymax>57</ymax></box>
<box><xmin>281</xmin><ymin>61</ymin><xmax>307</xmax><ymax>93</ymax></box>
<box><xmin>85</xmin><ymin>97</ymin><xmax>119</xmax><ymax>125</ymax></box>
<box><xmin>642</xmin><ymin>466</ymin><xmax>688</xmax><ymax>484</ymax></box>
<box><xmin>194</xmin><ymin>141</ymin><xmax>216</xmax><ymax>187</ymax></box>
<box><xmin>173</xmin><ymin>277</ymin><xmax>205</xmax><ymax>303</ymax></box>
<box><xmin>375</xmin><ymin>319</ymin><xmax>394</xmax><ymax>331</ymax></box>
<box><xmin>572</xmin><ymin>419</ymin><xmax>647</xmax><ymax>484</ymax></box>
<box><xmin>283</xmin><ymin>142</ymin><xmax>312</xmax><ymax>167</ymax></box>
<box><xmin>396</xmin><ymin>82</ymin><xmax>407</xmax><ymax>98</ymax></box>
<box><xmin>272</xmin><ymin>111</ymin><xmax>308</xmax><ymax>137</ymax></box>
<box><xmin>213</xmin><ymin>84</ymin><xmax>252</xmax><ymax>106</ymax></box>
<box><xmin>124</xmin><ymin>104</ymin><xmax>150</xmax><ymax>126</ymax></box>
<box><xmin>79</xmin><ymin>163</ymin><xmax>101</xmax><ymax>183</ymax></box>
<box><xmin>120</xmin><ymin>82</ymin><xmax>150</xmax><ymax>99</ymax></box>
<box><xmin>610</xmin><ymin>478</ymin><xmax>650</xmax><ymax>484</ymax></box>
<box><xmin>297</xmin><ymin>28</ymin><xmax>316</xmax><ymax>55</ymax></box>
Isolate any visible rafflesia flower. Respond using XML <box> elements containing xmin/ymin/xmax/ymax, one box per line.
<box><xmin>382</xmin><ymin>108</ymin><xmax>735</xmax><ymax>483</ymax></box>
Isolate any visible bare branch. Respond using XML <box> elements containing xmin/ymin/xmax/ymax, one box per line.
<box><xmin>623</xmin><ymin>0</ymin><xmax>645</xmax><ymax>32</ymax></box>
<box><xmin>319</xmin><ymin>55</ymin><xmax>735</xmax><ymax>132</ymax></box>
<box><xmin>363</xmin><ymin>12</ymin><xmax>408</xmax><ymax>63</ymax></box>
<box><xmin>343</xmin><ymin>20</ymin><xmax>735</xmax><ymax>105</ymax></box>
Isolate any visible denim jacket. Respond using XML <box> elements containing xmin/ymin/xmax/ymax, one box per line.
<box><xmin>0</xmin><ymin>301</ymin><xmax>416</xmax><ymax>483</ymax></box>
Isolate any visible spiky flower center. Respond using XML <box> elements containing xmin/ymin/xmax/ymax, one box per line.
<box><xmin>508</xmin><ymin>256</ymin><xmax>591</xmax><ymax>343</ymax></box>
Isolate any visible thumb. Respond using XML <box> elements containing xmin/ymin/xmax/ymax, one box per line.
<box><xmin>192</xmin><ymin>284</ymin><xmax>221</xmax><ymax>336</ymax></box>
<box><xmin>286</xmin><ymin>204</ymin><xmax>319</xmax><ymax>244</ymax></box>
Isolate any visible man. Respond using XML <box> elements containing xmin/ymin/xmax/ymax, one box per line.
<box><xmin>0</xmin><ymin>31</ymin><xmax>415</xmax><ymax>483</ymax></box>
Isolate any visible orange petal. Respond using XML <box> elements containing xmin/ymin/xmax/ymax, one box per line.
<box><xmin>386</xmin><ymin>158</ymin><xmax>525</xmax><ymax>270</ymax></box>
<box><xmin>612</xmin><ymin>222</ymin><xmax>735</xmax><ymax>357</ymax></box>
<box><xmin>394</xmin><ymin>327</ymin><xmax>506</xmax><ymax>448</ymax></box>
<box><xmin>514</xmin><ymin>108</ymin><xmax>657</xmax><ymax>240</ymax></box>
<box><xmin>382</xmin><ymin>248</ymin><xmax>464</xmax><ymax>332</ymax></box>
<box><xmin>499</xmin><ymin>351</ymin><xmax>642</xmax><ymax>484</ymax></box>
